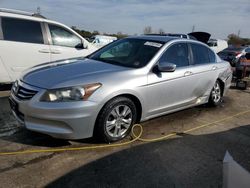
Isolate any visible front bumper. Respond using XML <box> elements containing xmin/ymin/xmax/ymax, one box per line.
<box><xmin>10</xmin><ymin>83</ymin><xmax>100</xmax><ymax>140</ymax></box>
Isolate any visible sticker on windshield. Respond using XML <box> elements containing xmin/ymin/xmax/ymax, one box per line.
<box><xmin>144</xmin><ymin>41</ymin><xmax>162</xmax><ymax>48</ymax></box>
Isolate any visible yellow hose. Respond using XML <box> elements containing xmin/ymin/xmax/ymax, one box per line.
<box><xmin>0</xmin><ymin>109</ymin><xmax>249</xmax><ymax>156</ymax></box>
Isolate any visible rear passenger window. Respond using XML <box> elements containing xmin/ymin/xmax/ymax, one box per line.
<box><xmin>208</xmin><ymin>49</ymin><xmax>216</xmax><ymax>62</ymax></box>
<box><xmin>191</xmin><ymin>43</ymin><xmax>210</xmax><ymax>64</ymax></box>
<box><xmin>2</xmin><ymin>17</ymin><xmax>43</xmax><ymax>44</ymax></box>
<box><xmin>159</xmin><ymin>43</ymin><xmax>189</xmax><ymax>67</ymax></box>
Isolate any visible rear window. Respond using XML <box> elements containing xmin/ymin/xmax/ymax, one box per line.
<box><xmin>2</xmin><ymin>17</ymin><xmax>44</xmax><ymax>44</ymax></box>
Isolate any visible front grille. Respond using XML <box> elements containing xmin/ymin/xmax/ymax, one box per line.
<box><xmin>14</xmin><ymin>85</ymin><xmax>38</xmax><ymax>100</ymax></box>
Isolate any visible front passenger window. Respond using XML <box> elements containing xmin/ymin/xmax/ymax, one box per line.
<box><xmin>48</xmin><ymin>24</ymin><xmax>82</xmax><ymax>48</ymax></box>
<box><xmin>159</xmin><ymin>43</ymin><xmax>189</xmax><ymax>67</ymax></box>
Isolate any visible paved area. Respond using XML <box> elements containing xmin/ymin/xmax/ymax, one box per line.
<box><xmin>0</xmin><ymin>89</ymin><xmax>250</xmax><ymax>188</ymax></box>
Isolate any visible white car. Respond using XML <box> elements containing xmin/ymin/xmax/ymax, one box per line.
<box><xmin>91</xmin><ymin>35</ymin><xmax>117</xmax><ymax>48</ymax></box>
<box><xmin>0</xmin><ymin>8</ymin><xmax>97</xmax><ymax>84</ymax></box>
<box><xmin>208</xmin><ymin>39</ymin><xmax>228</xmax><ymax>53</ymax></box>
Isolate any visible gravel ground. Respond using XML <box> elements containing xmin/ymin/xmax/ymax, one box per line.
<box><xmin>0</xmin><ymin>88</ymin><xmax>250</xmax><ymax>188</ymax></box>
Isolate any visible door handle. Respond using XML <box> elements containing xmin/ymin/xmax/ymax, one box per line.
<box><xmin>51</xmin><ymin>50</ymin><xmax>61</xmax><ymax>54</ymax></box>
<box><xmin>212</xmin><ymin>66</ymin><xmax>218</xmax><ymax>70</ymax></box>
<box><xmin>38</xmin><ymin>49</ymin><xmax>50</xmax><ymax>53</ymax></box>
<box><xmin>184</xmin><ymin>71</ymin><xmax>193</xmax><ymax>76</ymax></box>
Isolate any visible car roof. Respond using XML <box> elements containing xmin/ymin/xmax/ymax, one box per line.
<box><xmin>0</xmin><ymin>8</ymin><xmax>65</xmax><ymax>26</ymax></box>
<box><xmin>128</xmin><ymin>35</ymin><xmax>178</xmax><ymax>43</ymax></box>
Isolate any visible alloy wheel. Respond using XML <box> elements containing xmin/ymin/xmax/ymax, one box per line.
<box><xmin>105</xmin><ymin>105</ymin><xmax>132</xmax><ymax>138</ymax></box>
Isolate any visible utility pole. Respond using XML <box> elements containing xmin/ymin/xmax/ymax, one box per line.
<box><xmin>237</xmin><ymin>29</ymin><xmax>241</xmax><ymax>37</ymax></box>
<box><xmin>192</xmin><ymin>25</ymin><xmax>195</xmax><ymax>32</ymax></box>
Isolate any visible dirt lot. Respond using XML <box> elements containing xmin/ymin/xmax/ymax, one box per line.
<box><xmin>0</xmin><ymin>88</ymin><xmax>250</xmax><ymax>188</ymax></box>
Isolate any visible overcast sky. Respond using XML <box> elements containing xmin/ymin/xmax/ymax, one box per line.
<box><xmin>0</xmin><ymin>0</ymin><xmax>249</xmax><ymax>39</ymax></box>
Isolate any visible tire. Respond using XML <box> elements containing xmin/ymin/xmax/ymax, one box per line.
<box><xmin>95</xmin><ymin>97</ymin><xmax>137</xmax><ymax>143</ymax></box>
<box><xmin>208</xmin><ymin>80</ymin><xmax>222</xmax><ymax>106</ymax></box>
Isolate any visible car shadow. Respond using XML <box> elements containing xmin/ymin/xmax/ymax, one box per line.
<box><xmin>1</xmin><ymin>127</ymin><xmax>71</xmax><ymax>147</ymax></box>
<box><xmin>45</xmin><ymin>124</ymin><xmax>250</xmax><ymax>188</ymax></box>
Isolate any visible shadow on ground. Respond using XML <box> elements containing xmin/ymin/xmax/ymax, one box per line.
<box><xmin>46</xmin><ymin>125</ymin><xmax>250</xmax><ymax>188</ymax></box>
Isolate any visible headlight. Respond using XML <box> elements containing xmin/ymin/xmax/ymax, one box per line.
<box><xmin>40</xmin><ymin>83</ymin><xmax>102</xmax><ymax>102</ymax></box>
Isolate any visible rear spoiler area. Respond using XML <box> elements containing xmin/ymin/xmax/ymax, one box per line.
<box><xmin>188</xmin><ymin>32</ymin><xmax>211</xmax><ymax>44</ymax></box>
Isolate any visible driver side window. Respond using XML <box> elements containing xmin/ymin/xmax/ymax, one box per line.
<box><xmin>159</xmin><ymin>43</ymin><xmax>189</xmax><ymax>68</ymax></box>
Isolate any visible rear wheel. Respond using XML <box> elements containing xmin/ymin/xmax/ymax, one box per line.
<box><xmin>208</xmin><ymin>80</ymin><xmax>222</xmax><ymax>106</ymax></box>
<box><xmin>95</xmin><ymin>97</ymin><xmax>137</xmax><ymax>143</ymax></box>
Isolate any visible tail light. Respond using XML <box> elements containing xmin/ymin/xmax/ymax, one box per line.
<box><xmin>235</xmin><ymin>51</ymin><xmax>242</xmax><ymax>58</ymax></box>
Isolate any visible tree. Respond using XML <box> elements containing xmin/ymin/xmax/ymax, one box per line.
<box><xmin>92</xmin><ymin>30</ymin><xmax>100</xmax><ymax>36</ymax></box>
<box><xmin>227</xmin><ymin>34</ymin><xmax>250</xmax><ymax>46</ymax></box>
<box><xmin>143</xmin><ymin>26</ymin><xmax>152</xmax><ymax>34</ymax></box>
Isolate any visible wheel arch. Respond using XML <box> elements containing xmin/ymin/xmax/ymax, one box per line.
<box><xmin>96</xmin><ymin>93</ymin><xmax>143</xmax><ymax>124</ymax></box>
<box><xmin>217</xmin><ymin>78</ymin><xmax>225</xmax><ymax>96</ymax></box>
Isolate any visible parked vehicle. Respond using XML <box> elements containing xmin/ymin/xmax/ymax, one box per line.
<box><xmin>91</xmin><ymin>35</ymin><xmax>117</xmax><ymax>48</ymax></box>
<box><xmin>146</xmin><ymin>32</ymin><xmax>211</xmax><ymax>44</ymax></box>
<box><xmin>9</xmin><ymin>36</ymin><xmax>232</xmax><ymax>142</ymax></box>
<box><xmin>218</xmin><ymin>46</ymin><xmax>250</xmax><ymax>66</ymax></box>
<box><xmin>235</xmin><ymin>53</ymin><xmax>250</xmax><ymax>89</ymax></box>
<box><xmin>0</xmin><ymin>8</ymin><xmax>97</xmax><ymax>84</ymax></box>
<box><xmin>208</xmin><ymin>39</ymin><xmax>228</xmax><ymax>53</ymax></box>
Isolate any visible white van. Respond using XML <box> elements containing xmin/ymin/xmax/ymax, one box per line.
<box><xmin>208</xmin><ymin>39</ymin><xmax>228</xmax><ymax>53</ymax></box>
<box><xmin>91</xmin><ymin>35</ymin><xmax>117</xmax><ymax>48</ymax></box>
<box><xmin>0</xmin><ymin>8</ymin><xmax>97</xmax><ymax>84</ymax></box>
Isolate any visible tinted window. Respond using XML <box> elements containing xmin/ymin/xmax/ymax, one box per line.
<box><xmin>89</xmin><ymin>38</ymin><xmax>163</xmax><ymax>68</ymax></box>
<box><xmin>49</xmin><ymin>24</ymin><xmax>82</xmax><ymax>48</ymax></box>
<box><xmin>2</xmin><ymin>17</ymin><xmax>43</xmax><ymax>44</ymax></box>
<box><xmin>245</xmin><ymin>48</ymin><xmax>250</xmax><ymax>53</ymax></box>
<box><xmin>191</xmin><ymin>43</ymin><xmax>210</xmax><ymax>64</ymax></box>
<box><xmin>159</xmin><ymin>43</ymin><xmax>189</xmax><ymax>67</ymax></box>
<box><xmin>208</xmin><ymin>49</ymin><xmax>216</xmax><ymax>62</ymax></box>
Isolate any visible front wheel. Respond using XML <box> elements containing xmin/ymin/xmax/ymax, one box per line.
<box><xmin>208</xmin><ymin>80</ymin><xmax>222</xmax><ymax>106</ymax></box>
<box><xmin>95</xmin><ymin>97</ymin><xmax>137</xmax><ymax>143</ymax></box>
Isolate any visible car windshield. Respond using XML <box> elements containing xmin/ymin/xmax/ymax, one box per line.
<box><xmin>89</xmin><ymin>38</ymin><xmax>164</xmax><ymax>68</ymax></box>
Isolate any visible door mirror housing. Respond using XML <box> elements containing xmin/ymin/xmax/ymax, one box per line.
<box><xmin>158</xmin><ymin>62</ymin><xmax>176</xmax><ymax>72</ymax></box>
<box><xmin>75</xmin><ymin>42</ymin><xmax>88</xmax><ymax>49</ymax></box>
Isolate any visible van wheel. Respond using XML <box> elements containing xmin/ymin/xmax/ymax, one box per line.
<box><xmin>208</xmin><ymin>80</ymin><xmax>222</xmax><ymax>106</ymax></box>
<box><xmin>95</xmin><ymin>97</ymin><xmax>137</xmax><ymax>143</ymax></box>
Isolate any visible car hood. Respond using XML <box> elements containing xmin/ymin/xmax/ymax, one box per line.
<box><xmin>21</xmin><ymin>58</ymin><xmax>127</xmax><ymax>89</ymax></box>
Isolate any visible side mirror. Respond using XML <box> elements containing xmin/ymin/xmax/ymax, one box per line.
<box><xmin>75</xmin><ymin>42</ymin><xmax>88</xmax><ymax>49</ymax></box>
<box><xmin>158</xmin><ymin>62</ymin><xmax>176</xmax><ymax>72</ymax></box>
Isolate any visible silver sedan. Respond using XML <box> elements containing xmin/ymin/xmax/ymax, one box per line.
<box><xmin>9</xmin><ymin>36</ymin><xmax>232</xmax><ymax>142</ymax></box>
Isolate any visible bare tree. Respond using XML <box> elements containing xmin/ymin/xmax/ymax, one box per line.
<box><xmin>144</xmin><ymin>26</ymin><xmax>152</xmax><ymax>34</ymax></box>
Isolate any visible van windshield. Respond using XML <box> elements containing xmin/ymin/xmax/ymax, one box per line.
<box><xmin>89</xmin><ymin>38</ymin><xmax>164</xmax><ymax>68</ymax></box>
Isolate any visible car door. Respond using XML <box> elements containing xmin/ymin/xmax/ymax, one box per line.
<box><xmin>0</xmin><ymin>17</ymin><xmax>50</xmax><ymax>82</ymax></box>
<box><xmin>146</xmin><ymin>42</ymin><xmax>198</xmax><ymax>117</ymax></box>
<box><xmin>46</xmin><ymin>23</ymin><xmax>92</xmax><ymax>61</ymax></box>
<box><xmin>189</xmin><ymin>42</ymin><xmax>218</xmax><ymax>98</ymax></box>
